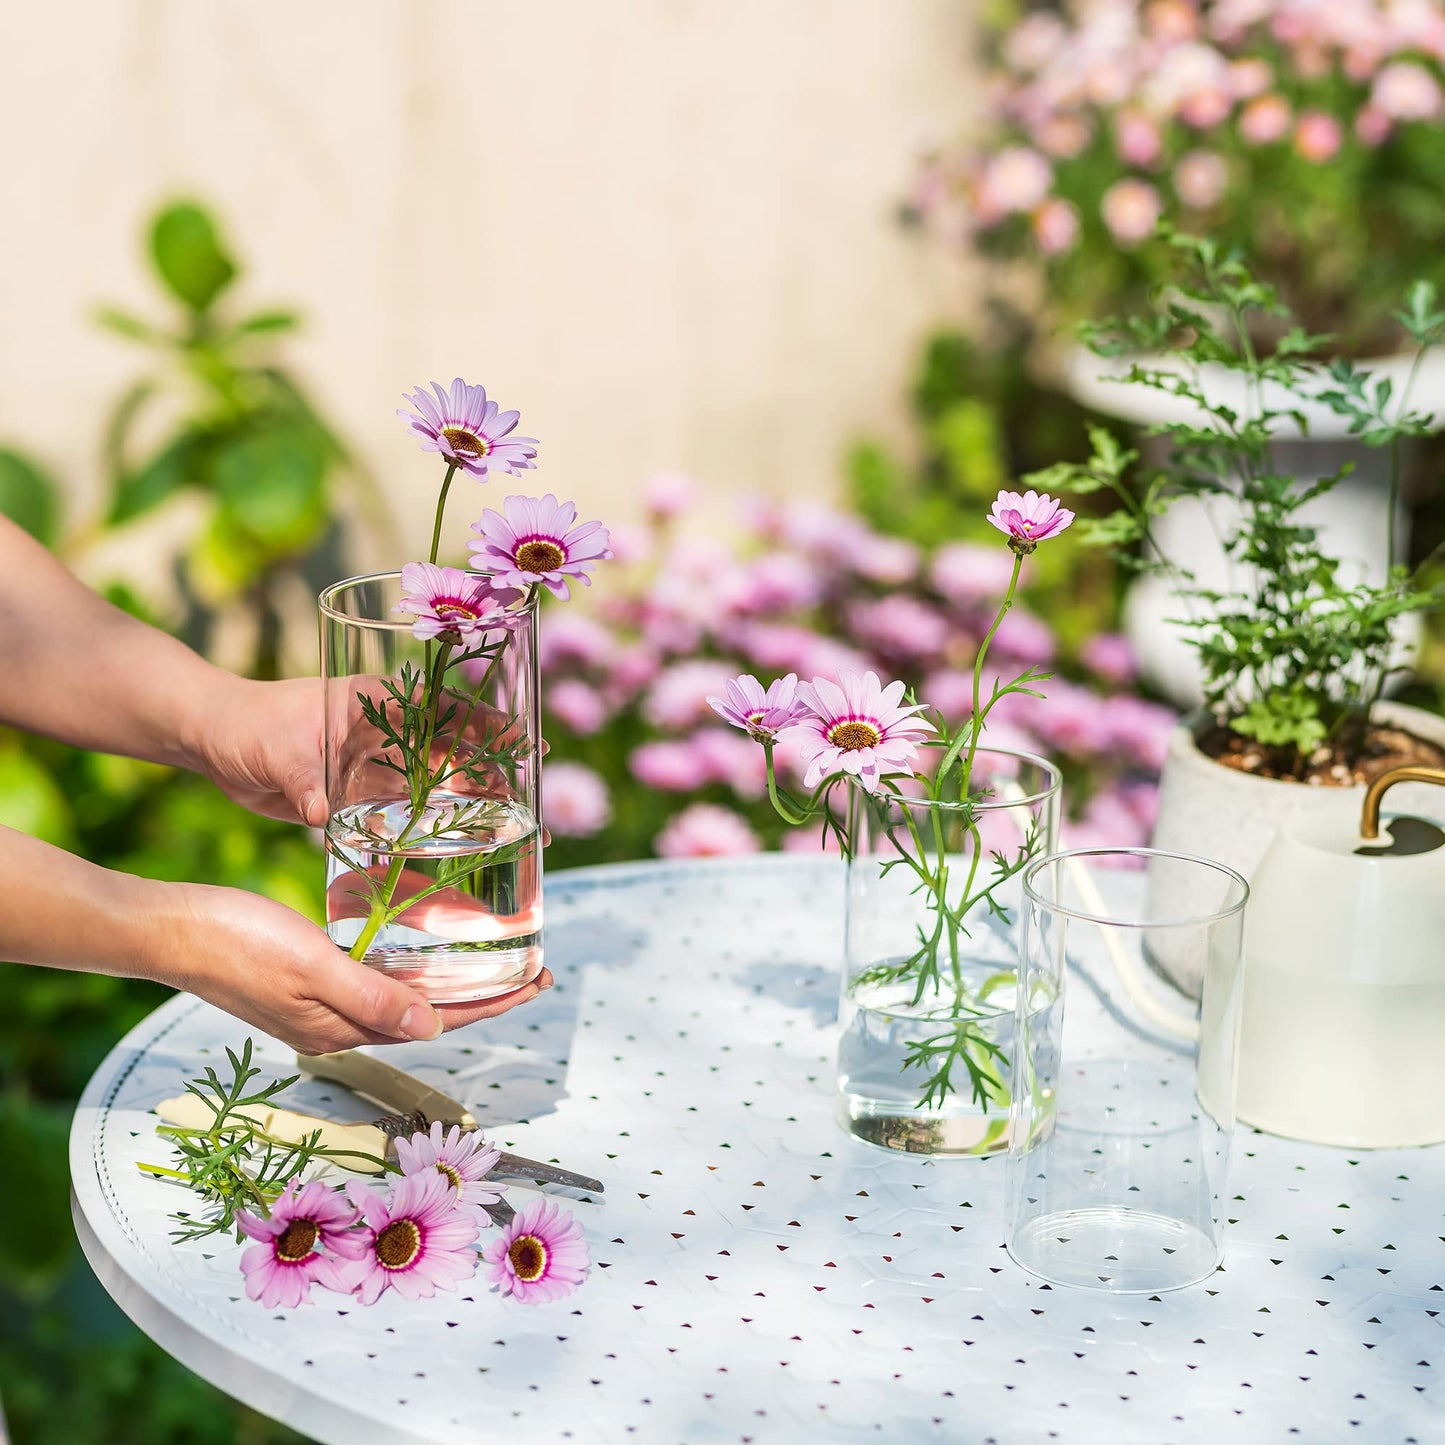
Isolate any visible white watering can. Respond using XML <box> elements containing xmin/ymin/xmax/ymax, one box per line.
<box><xmin>1085</xmin><ymin>765</ymin><xmax>1445</xmax><ymax>1147</ymax></box>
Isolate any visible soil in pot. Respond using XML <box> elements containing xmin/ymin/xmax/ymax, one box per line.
<box><xmin>1198</xmin><ymin>719</ymin><xmax>1445</xmax><ymax>786</ymax></box>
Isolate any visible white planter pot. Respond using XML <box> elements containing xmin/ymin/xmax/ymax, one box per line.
<box><xmin>1065</xmin><ymin>346</ymin><xmax>1443</xmax><ymax>707</ymax></box>
<box><xmin>1146</xmin><ymin>700</ymin><xmax>1445</xmax><ymax>999</ymax></box>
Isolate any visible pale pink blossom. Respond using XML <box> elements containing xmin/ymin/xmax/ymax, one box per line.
<box><xmin>1036</xmin><ymin>113</ymin><xmax>1093</xmax><ymax>158</ymax></box>
<box><xmin>237</xmin><ymin>1180</ymin><xmax>366</xmax><ymax>1310</ymax></box>
<box><xmin>543</xmin><ymin>761</ymin><xmax>612</xmax><ymax>838</ymax></box>
<box><xmin>1033</xmin><ymin>197</ymin><xmax>1081</xmax><ymax>254</ymax></box>
<box><xmin>930</xmin><ymin>542</ymin><xmax>1023</xmax><ymax>605</ymax></box>
<box><xmin>991</xmin><ymin>608</ymin><xmax>1057</xmax><ymax>664</ymax></box>
<box><xmin>395</xmin><ymin>563</ymin><xmax>510</xmax><ymax>647</ymax></box>
<box><xmin>338</xmin><ymin>1174</ymin><xmax>479</xmax><ymax>1306</ymax></box>
<box><xmin>1180</xmin><ymin>86</ymin><xmax>1233</xmax><ymax>128</ymax></box>
<box><xmin>780</xmin><ymin>824</ymin><xmax>843</xmax><ymax>855</ymax></box>
<box><xmin>468</xmin><ymin>494</ymin><xmax>613</xmax><ymax>601</ymax></box>
<box><xmin>1101</xmin><ymin>694</ymin><xmax>1177</xmax><ymax>771</ymax></box>
<box><xmin>1101</xmin><ymin>178</ymin><xmax>1164</xmax><ymax>245</ymax></box>
<box><xmin>1031</xmin><ymin>680</ymin><xmax>1115</xmax><ymax>756</ymax></box>
<box><xmin>643</xmin><ymin>471</ymin><xmax>697</xmax><ymax>525</ymax></box>
<box><xmin>780</xmin><ymin>671</ymin><xmax>936</xmax><ymax>793</ymax></box>
<box><xmin>397</xmin><ymin>378</ymin><xmax>538</xmax><ymax>481</ymax></box>
<box><xmin>976</xmin><ymin>146</ymin><xmax>1054</xmax><ymax>222</ymax></box>
<box><xmin>986</xmin><ymin>488</ymin><xmax>1076</xmax><ymax>548</ymax></box>
<box><xmin>603</xmin><ymin>521</ymin><xmax>652</xmax><ymax>565</ymax></box>
<box><xmin>1003</xmin><ymin>12</ymin><xmax>1067</xmax><ymax>71</ymax></box>
<box><xmin>1174</xmin><ymin>150</ymin><xmax>1229</xmax><ymax>209</ymax></box>
<box><xmin>1228</xmin><ymin>57</ymin><xmax>1273</xmax><ymax>99</ymax></box>
<box><xmin>725</xmin><ymin>552</ymin><xmax>822</xmax><ymax>615</ymax></box>
<box><xmin>606</xmin><ymin>644</ymin><xmax>662</xmax><ymax>699</ymax></box>
<box><xmin>707</xmin><ymin>673</ymin><xmax>806</xmax><ymax>742</ymax></box>
<box><xmin>538</xmin><ymin>613</ymin><xmax>617</xmax><ymax>672</ymax></box>
<box><xmin>847</xmin><ymin>595</ymin><xmax>954</xmax><ymax>664</ymax></box>
<box><xmin>1372</xmin><ymin>60</ymin><xmax>1444</xmax><ymax>120</ymax></box>
<box><xmin>922</xmin><ymin>669</ymin><xmax>978</xmax><ymax>723</ymax></box>
<box><xmin>1239</xmin><ymin>93</ymin><xmax>1292</xmax><ymax>145</ymax></box>
<box><xmin>655</xmin><ymin>803</ymin><xmax>762</xmax><ymax>858</ymax></box>
<box><xmin>1144</xmin><ymin>42</ymin><xmax>1233</xmax><ymax>121</ymax></box>
<box><xmin>629</xmin><ymin>739</ymin><xmax>703</xmax><ymax>792</ymax></box>
<box><xmin>1295</xmin><ymin>110</ymin><xmax>1343</xmax><ymax>163</ymax></box>
<box><xmin>1114</xmin><ymin>108</ymin><xmax>1162</xmax><ymax>168</ymax></box>
<box><xmin>548</xmin><ymin>678</ymin><xmax>610</xmax><ymax>736</ymax></box>
<box><xmin>480</xmin><ymin>1197</ymin><xmax>589</xmax><ymax>1305</ymax></box>
<box><xmin>1356</xmin><ymin>103</ymin><xmax>1393</xmax><ymax>146</ymax></box>
<box><xmin>642</xmin><ymin>660</ymin><xmax>739</xmax><ymax>730</ymax></box>
<box><xmin>842</xmin><ymin>532</ymin><xmax>920</xmax><ymax>585</ymax></box>
<box><xmin>1146</xmin><ymin>0</ymin><xmax>1199</xmax><ymax>44</ymax></box>
<box><xmin>393</xmin><ymin>1122</ymin><xmax>504</xmax><ymax>1229</ymax></box>
<box><xmin>1081</xmin><ymin>632</ymin><xmax>1138</xmax><ymax>685</ymax></box>
<box><xmin>690</xmin><ymin>728</ymin><xmax>768</xmax><ymax>798</ymax></box>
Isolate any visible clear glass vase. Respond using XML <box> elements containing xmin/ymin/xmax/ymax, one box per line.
<box><xmin>320</xmin><ymin>573</ymin><xmax>542</xmax><ymax>1004</ymax></box>
<box><xmin>837</xmin><ymin>748</ymin><xmax>1061</xmax><ymax>1155</ymax></box>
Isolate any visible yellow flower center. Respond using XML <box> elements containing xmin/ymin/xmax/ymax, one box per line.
<box><xmin>515</xmin><ymin>539</ymin><xmax>566</xmax><ymax>573</ymax></box>
<box><xmin>435</xmin><ymin>599</ymin><xmax>481</xmax><ymax>622</ymax></box>
<box><xmin>508</xmin><ymin>1233</ymin><xmax>549</xmax><ymax>1281</ymax></box>
<box><xmin>828</xmin><ymin>720</ymin><xmax>881</xmax><ymax>752</ymax></box>
<box><xmin>275</xmin><ymin>1219</ymin><xmax>318</xmax><ymax>1262</ymax></box>
<box><xmin>441</xmin><ymin>426</ymin><xmax>490</xmax><ymax>458</ymax></box>
<box><xmin>435</xmin><ymin>1161</ymin><xmax>462</xmax><ymax>1190</ymax></box>
<box><xmin>376</xmin><ymin>1219</ymin><xmax>422</xmax><ymax>1270</ymax></box>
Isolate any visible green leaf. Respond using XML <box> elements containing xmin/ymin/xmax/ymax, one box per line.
<box><xmin>0</xmin><ymin>744</ymin><xmax>74</xmax><ymax>847</ymax></box>
<box><xmin>108</xmin><ymin>433</ymin><xmax>199</xmax><ymax>524</ymax></box>
<box><xmin>93</xmin><ymin>306</ymin><xmax>163</xmax><ymax>344</ymax></box>
<box><xmin>149</xmin><ymin>201</ymin><xmax>236</xmax><ymax>312</ymax></box>
<box><xmin>212</xmin><ymin>424</ymin><xmax>328</xmax><ymax>548</ymax></box>
<box><xmin>0</xmin><ymin>448</ymin><xmax>62</xmax><ymax>546</ymax></box>
<box><xmin>224</xmin><ymin>309</ymin><xmax>298</xmax><ymax>339</ymax></box>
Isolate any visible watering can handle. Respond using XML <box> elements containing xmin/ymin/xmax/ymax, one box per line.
<box><xmin>1360</xmin><ymin>765</ymin><xmax>1445</xmax><ymax>840</ymax></box>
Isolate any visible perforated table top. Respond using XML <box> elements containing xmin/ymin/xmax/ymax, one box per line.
<box><xmin>71</xmin><ymin>855</ymin><xmax>1444</xmax><ymax>1444</ymax></box>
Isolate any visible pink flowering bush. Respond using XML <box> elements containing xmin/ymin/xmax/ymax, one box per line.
<box><xmin>539</xmin><ymin>487</ymin><xmax>1175</xmax><ymax>867</ymax></box>
<box><xmin>916</xmin><ymin>0</ymin><xmax>1445</xmax><ymax>348</ymax></box>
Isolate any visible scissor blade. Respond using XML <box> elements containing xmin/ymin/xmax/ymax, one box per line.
<box><xmin>493</xmin><ymin>1151</ymin><xmax>604</xmax><ymax>1194</ymax></box>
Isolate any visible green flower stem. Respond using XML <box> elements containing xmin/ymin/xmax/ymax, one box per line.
<box><xmin>763</xmin><ymin>742</ymin><xmax>811</xmax><ymax>826</ymax></box>
<box><xmin>963</xmin><ymin>551</ymin><xmax>1024</xmax><ymax>784</ymax></box>
<box><xmin>428</xmin><ymin>462</ymin><xmax>460</xmax><ymax>565</ymax></box>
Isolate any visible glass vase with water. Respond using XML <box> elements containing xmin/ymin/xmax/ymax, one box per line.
<box><xmin>320</xmin><ymin>572</ymin><xmax>542</xmax><ymax>1003</ymax></box>
<box><xmin>838</xmin><ymin>748</ymin><xmax>1061</xmax><ymax>1155</ymax></box>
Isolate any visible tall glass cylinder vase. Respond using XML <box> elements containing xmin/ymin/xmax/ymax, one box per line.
<box><xmin>838</xmin><ymin>748</ymin><xmax>1061</xmax><ymax>1155</ymax></box>
<box><xmin>320</xmin><ymin>573</ymin><xmax>542</xmax><ymax>1004</ymax></box>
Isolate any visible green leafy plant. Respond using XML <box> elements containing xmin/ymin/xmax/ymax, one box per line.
<box><xmin>1029</xmin><ymin>232</ymin><xmax>1445</xmax><ymax>770</ymax></box>
<box><xmin>94</xmin><ymin>198</ymin><xmax>380</xmax><ymax>677</ymax></box>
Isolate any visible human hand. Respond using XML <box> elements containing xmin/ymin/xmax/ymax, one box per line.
<box><xmin>154</xmin><ymin>882</ymin><xmax>552</xmax><ymax>1054</ymax></box>
<box><xmin>187</xmin><ymin>676</ymin><xmax>328</xmax><ymax>827</ymax></box>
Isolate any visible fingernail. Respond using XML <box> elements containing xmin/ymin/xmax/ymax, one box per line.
<box><xmin>401</xmin><ymin>1003</ymin><xmax>443</xmax><ymax>1041</ymax></box>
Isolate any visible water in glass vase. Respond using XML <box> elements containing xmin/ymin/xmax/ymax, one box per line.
<box><xmin>837</xmin><ymin>959</ymin><xmax>1020</xmax><ymax>1156</ymax></box>
<box><xmin>325</xmin><ymin>794</ymin><xmax>542</xmax><ymax>1004</ymax></box>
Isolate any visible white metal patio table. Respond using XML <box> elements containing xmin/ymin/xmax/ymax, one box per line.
<box><xmin>71</xmin><ymin>855</ymin><xmax>1444</xmax><ymax>1444</ymax></box>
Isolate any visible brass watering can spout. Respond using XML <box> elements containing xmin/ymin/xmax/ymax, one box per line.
<box><xmin>1359</xmin><ymin>765</ymin><xmax>1445</xmax><ymax>841</ymax></box>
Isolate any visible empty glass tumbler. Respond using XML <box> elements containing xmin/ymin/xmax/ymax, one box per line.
<box><xmin>320</xmin><ymin>573</ymin><xmax>542</xmax><ymax>1003</ymax></box>
<box><xmin>1005</xmin><ymin>848</ymin><xmax>1248</xmax><ymax>1292</ymax></box>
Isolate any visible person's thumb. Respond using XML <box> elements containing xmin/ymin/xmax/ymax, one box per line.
<box><xmin>317</xmin><ymin>954</ymin><xmax>443</xmax><ymax>1042</ymax></box>
<box><xmin>287</xmin><ymin>766</ymin><xmax>329</xmax><ymax>828</ymax></box>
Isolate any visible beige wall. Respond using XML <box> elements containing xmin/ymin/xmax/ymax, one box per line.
<box><xmin>0</xmin><ymin>1</ymin><xmax>976</xmax><ymax>563</ymax></box>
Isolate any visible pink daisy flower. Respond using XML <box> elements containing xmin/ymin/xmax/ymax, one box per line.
<box><xmin>468</xmin><ymin>495</ymin><xmax>613</xmax><ymax>600</ymax></box>
<box><xmin>393</xmin><ymin>1121</ymin><xmax>506</xmax><ymax>1228</ymax></box>
<box><xmin>780</xmin><ymin>670</ymin><xmax>935</xmax><ymax>792</ymax></box>
<box><xmin>338</xmin><ymin>1173</ymin><xmax>480</xmax><ymax>1305</ymax></box>
<box><xmin>986</xmin><ymin>489</ymin><xmax>1075</xmax><ymax>553</ymax></box>
<box><xmin>395</xmin><ymin>562</ymin><xmax>509</xmax><ymax>646</ymax></box>
<box><xmin>236</xmin><ymin>1179</ymin><xmax>366</xmax><ymax>1309</ymax></box>
<box><xmin>480</xmin><ymin>1197</ymin><xmax>590</xmax><ymax>1304</ymax></box>
<box><xmin>654</xmin><ymin>803</ymin><xmax>762</xmax><ymax>858</ymax></box>
<box><xmin>707</xmin><ymin>673</ymin><xmax>807</xmax><ymax>742</ymax></box>
<box><xmin>397</xmin><ymin>378</ymin><xmax>538</xmax><ymax>480</ymax></box>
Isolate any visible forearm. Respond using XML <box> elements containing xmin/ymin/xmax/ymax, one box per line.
<box><xmin>0</xmin><ymin>823</ymin><xmax>176</xmax><ymax>984</ymax></box>
<box><xmin>0</xmin><ymin>516</ymin><xmax>233</xmax><ymax>768</ymax></box>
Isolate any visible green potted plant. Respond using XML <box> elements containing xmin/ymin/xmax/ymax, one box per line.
<box><xmin>1028</xmin><ymin>234</ymin><xmax>1445</xmax><ymax>993</ymax></box>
